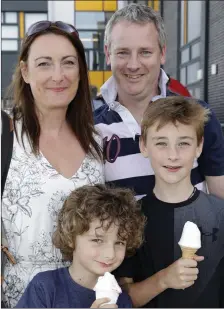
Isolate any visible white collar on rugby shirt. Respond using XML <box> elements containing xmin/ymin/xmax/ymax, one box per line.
<box><xmin>100</xmin><ymin>68</ymin><xmax>169</xmax><ymax>110</ymax></box>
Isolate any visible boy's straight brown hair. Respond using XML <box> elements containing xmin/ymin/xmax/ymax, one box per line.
<box><xmin>53</xmin><ymin>184</ymin><xmax>146</xmax><ymax>261</ymax></box>
<box><xmin>141</xmin><ymin>96</ymin><xmax>210</xmax><ymax>145</ymax></box>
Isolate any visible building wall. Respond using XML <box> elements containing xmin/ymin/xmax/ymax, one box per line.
<box><xmin>163</xmin><ymin>0</ymin><xmax>224</xmax><ymax>125</ymax></box>
<box><xmin>163</xmin><ymin>1</ymin><xmax>179</xmax><ymax>79</ymax></box>
<box><xmin>208</xmin><ymin>1</ymin><xmax>224</xmax><ymax>123</ymax></box>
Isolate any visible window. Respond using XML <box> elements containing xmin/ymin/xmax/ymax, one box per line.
<box><xmin>187</xmin><ymin>62</ymin><xmax>200</xmax><ymax>84</ymax></box>
<box><xmin>75</xmin><ymin>12</ymin><xmax>105</xmax><ymax>30</ymax></box>
<box><xmin>179</xmin><ymin>1</ymin><xmax>202</xmax><ymax>93</ymax></box>
<box><xmin>1</xmin><ymin>12</ymin><xmax>19</xmax><ymax>51</ymax></box>
<box><xmin>191</xmin><ymin>42</ymin><xmax>200</xmax><ymax>59</ymax></box>
<box><xmin>187</xmin><ymin>1</ymin><xmax>201</xmax><ymax>43</ymax></box>
<box><xmin>181</xmin><ymin>0</ymin><xmax>202</xmax><ymax>45</ymax></box>
<box><xmin>2</xmin><ymin>25</ymin><xmax>18</xmax><ymax>39</ymax></box>
<box><xmin>25</xmin><ymin>13</ymin><xmax>48</xmax><ymax>33</ymax></box>
<box><xmin>5</xmin><ymin>12</ymin><xmax>17</xmax><ymax>23</ymax></box>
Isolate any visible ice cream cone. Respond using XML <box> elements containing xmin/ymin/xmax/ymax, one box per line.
<box><xmin>180</xmin><ymin>246</ymin><xmax>198</xmax><ymax>259</ymax></box>
<box><xmin>95</xmin><ymin>290</ymin><xmax>119</xmax><ymax>304</ymax></box>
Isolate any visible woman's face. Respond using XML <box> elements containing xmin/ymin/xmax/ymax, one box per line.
<box><xmin>21</xmin><ymin>33</ymin><xmax>80</xmax><ymax>112</ymax></box>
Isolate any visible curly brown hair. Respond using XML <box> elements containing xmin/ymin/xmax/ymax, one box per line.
<box><xmin>53</xmin><ymin>184</ymin><xmax>146</xmax><ymax>261</ymax></box>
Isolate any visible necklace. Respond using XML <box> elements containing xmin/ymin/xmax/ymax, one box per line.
<box><xmin>188</xmin><ymin>187</ymin><xmax>196</xmax><ymax>200</ymax></box>
<box><xmin>153</xmin><ymin>186</ymin><xmax>196</xmax><ymax>201</ymax></box>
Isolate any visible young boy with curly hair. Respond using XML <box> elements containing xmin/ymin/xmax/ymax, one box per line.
<box><xmin>114</xmin><ymin>96</ymin><xmax>224</xmax><ymax>308</ymax></box>
<box><xmin>16</xmin><ymin>184</ymin><xmax>145</xmax><ymax>308</ymax></box>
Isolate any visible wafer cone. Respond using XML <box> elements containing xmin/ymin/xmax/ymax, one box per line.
<box><xmin>180</xmin><ymin>246</ymin><xmax>198</xmax><ymax>259</ymax></box>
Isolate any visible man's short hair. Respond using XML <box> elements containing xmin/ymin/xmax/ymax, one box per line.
<box><xmin>104</xmin><ymin>3</ymin><xmax>167</xmax><ymax>52</ymax></box>
<box><xmin>141</xmin><ymin>96</ymin><xmax>210</xmax><ymax>145</ymax></box>
<box><xmin>53</xmin><ymin>184</ymin><xmax>146</xmax><ymax>261</ymax></box>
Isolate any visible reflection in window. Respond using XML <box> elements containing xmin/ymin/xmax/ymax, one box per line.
<box><xmin>25</xmin><ymin>13</ymin><xmax>48</xmax><ymax>33</ymax></box>
<box><xmin>2</xmin><ymin>25</ymin><xmax>18</xmax><ymax>38</ymax></box>
<box><xmin>187</xmin><ymin>62</ymin><xmax>200</xmax><ymax>84</ymax></box>
<box><xmin>5</xmin><ymin>12</ymin><xmax>17</xmax><ymax>23</ymax></box>
<box><xmin>79</xmin><ymin>31</ymin><xmax>102</xmax><ymax>49</ymax></box>
<box><xmin>75</xmin><ymin>12</ymin><xmax>105</xmax><ymax>30</ymax></box>
<box><xmin>2</xmin><ymin>40</ymin><xmax>18</xmax><ymax>51</ymax></box>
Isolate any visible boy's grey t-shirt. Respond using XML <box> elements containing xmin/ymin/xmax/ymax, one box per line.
<box><xmin>114</xmin><ymin>189</ymin><xmax>224</xmax><ymax>308</ymax></box>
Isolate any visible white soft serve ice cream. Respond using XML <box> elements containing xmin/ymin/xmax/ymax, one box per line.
<box><xmin>93</xmin><ymin>272</ymin><xmax>122</xmax><ymax>304</ymax></box>
<box><xmin>178</xmin><ymin>221</ymin><xmax>201</xmax><ymax>249</ymax></box>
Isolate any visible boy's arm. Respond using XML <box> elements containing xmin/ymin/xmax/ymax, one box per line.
<box><xmin>119</xmin><ymin>257</ymin><xmax>203</xmax><ymax>308</ymax></box>
<box><xmin>119</xmin><ymin>270</ymin><xmax>166</xmax><ymax>308</ymax></box>
<box><xmin>16</xmin><ymin>277</ymin><xmax>48</xmax><ymax>308</ymax></box>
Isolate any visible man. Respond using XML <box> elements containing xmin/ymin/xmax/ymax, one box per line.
<box><xmin>94</xmin><ymin>3</ymin><xmax>224</xmax><ymax>199</ymax></box>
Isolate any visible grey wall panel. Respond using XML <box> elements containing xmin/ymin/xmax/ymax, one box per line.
<box><xmin>2</xmin><ymin>1</ymin><xmax>47</xmax><ymax>12</ymax></box>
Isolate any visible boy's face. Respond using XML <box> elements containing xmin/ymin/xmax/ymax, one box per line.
<box><xmin>72</xmin><ymin>219</ymin><xmax>126</xmax><ymax>277</ymax></box>
<box><xmin>140</xmin><ymin>121</ymin><xmax>203</xmax><ymax>185</ymax></box>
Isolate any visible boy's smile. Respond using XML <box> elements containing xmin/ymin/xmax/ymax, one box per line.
<box><xmin>69</xmin><ymin>219</ymin><xmax>127</xmax><ymax>289</ymax></box>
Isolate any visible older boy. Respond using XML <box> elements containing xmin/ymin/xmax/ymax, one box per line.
<box><xmin>16</xmin><ymin>184</ymin><xmax>145</xmax><ymax>308</ymax></box>
<box><xmin>114</xmin><ymin>97</ymin><xmax>224</xmax><ymax>308</ymax></box>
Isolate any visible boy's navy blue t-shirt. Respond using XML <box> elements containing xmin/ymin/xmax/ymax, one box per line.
<box><xmin>16</xmin><ymin>267</ymin><xmax>132</xmax><ymax>308</ymax></box>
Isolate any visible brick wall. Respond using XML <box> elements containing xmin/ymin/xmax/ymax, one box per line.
<box><xmin>208</xmin><ymin>1</ymin><xmax>224</xmax><ymax>124</ymax></box>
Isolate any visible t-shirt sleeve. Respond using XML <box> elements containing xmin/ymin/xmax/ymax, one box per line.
<box><xmin>118</xmin><ymin>291</ymin><xmax>133</xmax><ymax>308</ymax></box>
<box><xmin>198</xmin><ymin>101</ymin><xmax>224</xmax><ymax>176</ymax></box>
<box><xmin>16</xmin><ymin>275</ymin><xmax>48</xmax><ymax>308</ymax></box>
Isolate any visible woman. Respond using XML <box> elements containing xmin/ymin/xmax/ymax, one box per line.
<box><xmin>1</xmin><ymin>21</ymin><xmax>104</xmax><ymax>307</ymax></box>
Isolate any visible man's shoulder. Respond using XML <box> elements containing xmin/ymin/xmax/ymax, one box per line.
<box><xmin>94</xmin><ymin>104</ymin><xmax>122</xmax><ymax>126</ymax></box>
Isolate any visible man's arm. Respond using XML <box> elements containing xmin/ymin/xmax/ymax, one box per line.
<box><xmin>206</xmin><ymin>176</ymin><xmax>224</xmax><ymax>199</ymax></box>
<box><xmin>197</xmin><ymin>101</ymin><xmax>224</xmax><ymax>198</ymax></box>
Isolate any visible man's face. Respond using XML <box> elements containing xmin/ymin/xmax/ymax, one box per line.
<box><xmin>72</xmin><ymin>219</ymin><xmax>126</xmax><ymax>279</ymax></box>
<box><xmin>105</xmin><ymin>21</ymin><xmax>166</xmax><ymax>100</ymax></box>
<box><xmin>140</xmin><ymin>121</ymin><xmax>203</xmax><ymax>186</ymax></box>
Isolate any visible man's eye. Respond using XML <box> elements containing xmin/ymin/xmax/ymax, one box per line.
<box><xmin>141</xmin><ymin>51</ymin><xmax>151</xmax><ymax>56</ymax></box>
<box><xmin>117</xmin><ymin>51</ymin><xmax>128</xmax><ymax>55</ymax></box>
<box><xmin>179</xmin><ymin>142</ymin><xmax>190</xmax><ymax>147</ymax></box>
<box><xmin>156</xmin><ymin>142</ymin><xmax>167</xmax><ymax>146</ymax></box>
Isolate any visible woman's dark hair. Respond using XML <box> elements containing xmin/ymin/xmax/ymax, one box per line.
<box><xmin>9</xmin><ymin>24</ymin><xmax>102</xmax><ymax>160</ymax></box>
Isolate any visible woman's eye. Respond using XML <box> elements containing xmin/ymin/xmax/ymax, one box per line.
<box><xmin>116</xmin><ymin>241</ymin><xmax>126</xmax><ymax>246</ymax></box>
<box><xmin>38</xmin><ymin>62</ymin><xmax>50</xmax><ymax>67</ymax></box>
<box><xmin>156</xmin><ymin>142</ymin><xmax>167</xmax><ymax>146</ymax></box>
<box><xmin>179</xmin><ymin>142</ymin><xmax>190</xmax><ymax>146</ymax></box>
<box><xmin>64</xmin><ymin>61</ymin><xmax>75</xmax><ymax>65</ymax></box>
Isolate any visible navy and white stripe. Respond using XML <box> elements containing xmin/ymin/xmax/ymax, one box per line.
<box><xmin>94</xmin><ymin>70</ymin><xmax>224</xmax><ymax>198</ymax></box>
